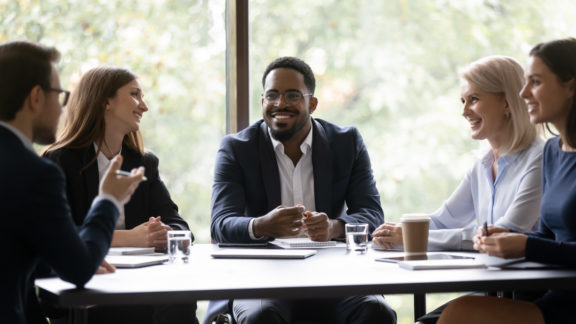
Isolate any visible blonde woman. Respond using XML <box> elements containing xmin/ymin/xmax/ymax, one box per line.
<box><xmin>374</xmin><ymin>56</ymin><xmax>543</xmax><ymax>252</ymax></box>
<box><xmin>439</xmin><ymin>37</ymin><xmax>576</xmax><ymax>324</ymax></box>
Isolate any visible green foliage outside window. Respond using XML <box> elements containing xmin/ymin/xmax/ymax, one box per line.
<box><xmin>2</xmin><ymin>0</ymin><xmax>227</xmax><ymax>243</ymax></box>
<box><xmin>3</xmin><ymin>0</ymin><xmax>575</xmax><ymax>322</ymax></box>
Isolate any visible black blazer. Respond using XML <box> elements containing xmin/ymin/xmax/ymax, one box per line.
<box><xmin>0</xmin><ymin>125</ymin><xmax>119</xmax><ymax>324</ymax></box>
<box><xmin>44</xmin><ymin>144</ymin><xmax>191</xmax><ymax>235</ymax></box>
<box><xmin>210</xmin><ymin>118</ymin><xmax>384</xmax><ymax>243</ymax></box>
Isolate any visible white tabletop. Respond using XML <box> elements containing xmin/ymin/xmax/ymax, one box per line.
<box><xmin>36</xmin><ymin>244</ymin><xmax>576</xmax><ymax>307</ymax></box>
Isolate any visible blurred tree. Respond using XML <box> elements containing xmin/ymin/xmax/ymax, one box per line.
<box><xmin>3</xmin><ymin>1</ymin><xmax>576</xmax><ymax>322</ymax></box>
<box><xmin>249</xmin><ymin>0</ymin><xmax>573</xmax><ymax>222</ymax></box>
<box><xmin>1</xmin><ymin>0</ymin><xmax>226</xmax><ymax>243</ymax></box>
<box><xmin>248</xmin><ymin>1</ymin><xmax>575</xmax><ymax>322</ymax></box>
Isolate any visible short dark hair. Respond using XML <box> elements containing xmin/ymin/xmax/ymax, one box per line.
<box><xmin>530</xmin><ymin>38</ymin><xmax>576</xmax><ymax>146</ymax></box>
<box><xmin>0</xmin><ymin>40</ymin><xmax>60</xmax><ymax>121</ymax></box>
<box><xmin>261</xmin><ymin>56</ymin><xmax>316</xmax><ymax>94</ymax></box>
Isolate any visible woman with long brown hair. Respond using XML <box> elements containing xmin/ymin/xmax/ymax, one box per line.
<box><xmin>44</xmin><ymin>66</ymin><xmax>197</xmax><ymax>324</ymax></box>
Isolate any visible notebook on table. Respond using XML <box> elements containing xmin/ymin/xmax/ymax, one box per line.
<box><xmin>270</xmin><ymin>238</ymin><xmax>342</xmax><ymax>249</ymax></box>
<box><xmin>476</xmin><ymin>254</ymin><xmax>563</xmax><ymax>269</ymax></box>
<box><xmin>107</xmin><ymin>247</ymin><xmax>155</xmax><ymax>255</ymax></box>
<box><xmin>211</xmin><ymin>248</ymin><xmax>317</xmax><ymax>259</ymax></box>
<box><xmin>105</xmin><ymin>255</ymin><xmax>169</xmax><ymax>268</ymax></box>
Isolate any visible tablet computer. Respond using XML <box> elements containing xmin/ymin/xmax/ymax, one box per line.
<box><xmin>375</xmin><ymin>253</ymin><xmax>474</xmax><ymax>263</ymax></box>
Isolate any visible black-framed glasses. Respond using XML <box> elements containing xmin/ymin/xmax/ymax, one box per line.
<box><xmin>262</xmin><ymin>90</ymin><xmax>312</xmax><ymax>105</ymax></box>
<box><xmin>45</xmin><ymin>88</ymin><xmax>70</xmax><ymax>107</ymax></box>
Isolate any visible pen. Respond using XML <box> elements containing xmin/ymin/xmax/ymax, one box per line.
<box><xmin>115</xmin><ymin>170</ymin><xmax>147</xmax><ymax>181</ymax></box>
<box><xmin>483</xmin><ymin>221</ymin><xmax>489</xmax><ymax>237</ymax></box>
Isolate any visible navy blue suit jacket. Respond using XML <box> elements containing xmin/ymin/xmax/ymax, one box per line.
<box><xmin>44</xmin><ymin>145</ymin><xmax>190</xmax><ymax>235</ymax></box>
<box><xmin>0</xmin><ymin>125</ymin><xmax>118</xmax><ymax>324</ymax></box>
<box><xmin>210</xmin><ymin>118</ymin><xmax>384</xmax><ymax>243</ymax></box>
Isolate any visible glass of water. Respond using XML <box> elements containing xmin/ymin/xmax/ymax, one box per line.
<box><xmin>345</xmin><ymin>223</ymin><xmax>369</xmax><ymax>253</ymax></box>
<box><xmin>167</xmin><ymin>230</ymin><xmax>192</xmax><ymax>263</ymax></box>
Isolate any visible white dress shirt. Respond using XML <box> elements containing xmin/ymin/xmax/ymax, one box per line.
<box><xmin>428</xmin><ymin>139</ymin><xmax>544</xmax><ymax>250</ymax></box>
<box><xmin>95</xmin><ymin>144</ymin><xmax>125</xmax><ymax>229</ymax></box>
<box><xmin>248</xmin><ymin>127</ymin><xmax>315</xmax><ymax>239</ymax></box>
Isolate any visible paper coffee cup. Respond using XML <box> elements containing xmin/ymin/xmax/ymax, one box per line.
<box><xmin>400</xmin><ymin>213</ymin><xmax>430</xmax><ymax>255</ymax></box>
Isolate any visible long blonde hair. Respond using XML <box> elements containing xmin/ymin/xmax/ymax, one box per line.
<box><xmin>460</xmin><ymin>55</ymin><xmax>537</xmax><ymax>154</ymax></box>
<box><xmin>44</xmin><ymin>66</ymin><xmax>144</xmax><ymax>168</ymax></box>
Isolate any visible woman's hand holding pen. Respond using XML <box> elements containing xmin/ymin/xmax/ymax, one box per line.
<box><xmin>474</xmin><ymin>224</ymin><xmax>509</xmax><ymax>242</ymax></box>
<box><xmin>474</xmin><ymin>224</ymin><xmax>527</xmax><ymax>258</ymax></box>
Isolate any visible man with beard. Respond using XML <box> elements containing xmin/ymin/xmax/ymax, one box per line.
<box><xmin>208</xmin><ymin>57</ymin><xmax>396</xmax><ymax>324</ymax></box>
<box><xmin>0</xmin><ymin>40</ymin><xmax>144</xmax><ymax>323</ymax></box>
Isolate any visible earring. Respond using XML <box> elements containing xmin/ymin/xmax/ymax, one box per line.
<box><xmin>505</xmin><ymin>111</ymin><xmax>511</xmax><ymax>119</ymax></box>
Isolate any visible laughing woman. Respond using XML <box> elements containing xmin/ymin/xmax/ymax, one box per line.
<box><xmin>373</xmin><ymin>56</ymin><xmax>543</xmax><ymax>253</ymax></box>
<box><xmin>439</xmin><ymin>38</ymin><xmax>576</xmax><ymax>324</ymax></box>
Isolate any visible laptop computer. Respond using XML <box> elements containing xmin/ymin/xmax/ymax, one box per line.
<box><xmin>211</xmin><ymin>248</ymin><xmax>317</xmax><ymax>259</ymax></box>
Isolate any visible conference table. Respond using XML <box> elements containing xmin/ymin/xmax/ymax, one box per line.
<box><xmin>35</xmin><ymin>244</ymin><xmax>576</xmax><ymax>323</ymax></box>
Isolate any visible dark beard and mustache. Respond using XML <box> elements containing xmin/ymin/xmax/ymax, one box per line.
<box><xmin>267</xmin><ymin>108</ymin><xmax>308</xmax><ymax>142</ymax></box>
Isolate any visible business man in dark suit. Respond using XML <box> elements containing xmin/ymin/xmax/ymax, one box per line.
<box><xmin>208</xmin><ymin>57</ymin><xmax>396</xmax><ymax>324</ymax></box>
<box><xmin>0</xmin><ymin>41</ymin><xmax>144</xmax><ymax>324</ymax></box>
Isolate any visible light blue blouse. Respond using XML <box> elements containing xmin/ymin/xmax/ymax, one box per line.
<box><xmin>428</xmin><ymin>139</ymin><xmax>544</xmax><ymax>250</ymax></box>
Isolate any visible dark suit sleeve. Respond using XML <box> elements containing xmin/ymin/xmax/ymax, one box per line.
<box><xmin>144</xmin><ymin>153</ymin><xmax>190</xmax><ymax>233</ymax></box>
<box><xmin>339</xmin><ymin>128</ymin><xmax>384</xmax><ymax>233</ymax></box>
<box><xmin>210</xmin><ymin>137</ymin><xmax>254</xmax><ymax>243</ymax></box>
<box><xmin>28</xmin><ymin>161</ymin><xmax>118</xmax><ymax>287</ymax></box>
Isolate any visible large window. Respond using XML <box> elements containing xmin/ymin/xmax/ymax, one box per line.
<box><xmin>2</xmin><ymin>0</ymin><xmax>227</xmax><ymax>243</ymax></box>
<box><xmin>249</xmin><ymin>0</ymin><xmax>575</xmax><ymax>223</ymax></box>
<box><xmin>4</xmin><ymin>0</ymin><xmax>576</xmax><ymax>321</ymax></box>
<box><xmin>247</xmin><ymin>1</ymin><xmax>575</xmax><ymax>320</ymax></box>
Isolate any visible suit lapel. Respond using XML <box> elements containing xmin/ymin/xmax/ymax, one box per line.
<box><xmin>311</xmin><ymin>119</ymin><xmax>332</xmax><ymax>214</ymax></box>
<box><xmin>259</xmin><ymin>122</ymin><xmax>281</xmax><ymax>210</ymax></box>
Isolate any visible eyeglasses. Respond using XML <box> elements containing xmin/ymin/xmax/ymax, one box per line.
<box><xmin>262</xmin><ymin>90</ymin><xmax>312</xmax><ymax>105</ymax></box>
<box><xmin>45</xmin><ymin>87</ymin><xmax>70</xmax><ymax>107</ymax></box>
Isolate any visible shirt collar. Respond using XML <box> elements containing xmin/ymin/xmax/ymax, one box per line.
<box><xmin>0</xmin><ymin>121</ymin><xmax>34</xmax><ymax>152</ymax></box>
<box><xmin>268</xmin><ymin>125</ymin><xmax>314</xmax><ymax>155</ymax></box>
<box><xmin>481</xmin><ymin>149</ymin><xmax>520</xmax><ymax>169</ymax></box>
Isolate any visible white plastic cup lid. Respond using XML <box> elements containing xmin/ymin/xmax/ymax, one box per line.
<box><xmin>400</xmin><ymin>213</ymin><xmax>431</xmax><ymax>222</ymax></box>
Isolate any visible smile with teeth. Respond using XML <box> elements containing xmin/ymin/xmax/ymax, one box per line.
<box><xmin>468</xmin><ymin>118</ymin><xmax>481</xmax><ymax>127</ymax></box>
<box><xmin>134</xmin><ymin>112</ymin><xmax>143</xmax><ymax>120</ymax></box>
<box><xmin>271</xmin><ymin>112</ymin><xmax>295</xmax><ymax>120</ymax></box>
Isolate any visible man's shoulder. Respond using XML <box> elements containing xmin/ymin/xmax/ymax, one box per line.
<box><xmin>2</xmin><ymin>141</ymin><xmax>62</xmax><ymax>183</ymax></box>
<box><xmin>315</xmin><ymin>118</ymin><xmax>358</xmax><ymax>135</ymax></box>
<box><xmin>221</xmin><ymin>120</ymin><xmax>265</xmax><ymax>145</ymax></box>
<box><xmin>314</xmin><ymin>118</ymin><xmax>360</xmax><ymax>144</ymax></box>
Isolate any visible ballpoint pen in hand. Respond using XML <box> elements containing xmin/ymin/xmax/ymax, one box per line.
<box><xmin>483</xmin><ymin>221</ymin><xmax>489</xmax><ymax>237</ymax></box>
<box><xmin>115</xmin><ymin>170</ymin><xmax>147</xmax><ymax>181</ymax></box>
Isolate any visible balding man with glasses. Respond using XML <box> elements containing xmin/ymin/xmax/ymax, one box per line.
<box><xmin>208</xmin><ymin>56</ymin><xmax>397</xmax><ymax>324</ymax></box>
